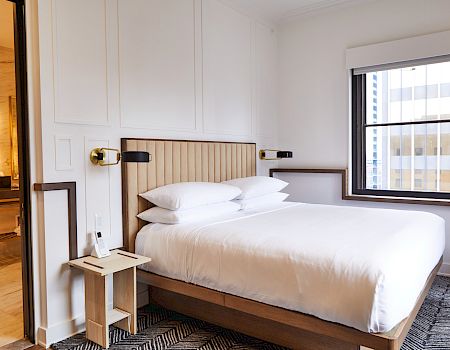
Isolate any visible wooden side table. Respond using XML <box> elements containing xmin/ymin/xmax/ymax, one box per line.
<box><xmin>69</xmin><ymin>250</ymin><xmax>151</xmax><ymax>348</ymax></box>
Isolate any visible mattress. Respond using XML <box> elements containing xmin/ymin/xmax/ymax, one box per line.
<box><xmin>135</xmin><ymin>202</ymin><xmax>445</xmax><ymax>333</ymax></box>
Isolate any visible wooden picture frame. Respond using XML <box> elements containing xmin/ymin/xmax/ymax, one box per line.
<box><xmin>9</xmin><ymin>96</ymin><xmax>19</xmax><ymax>181</ymax></box>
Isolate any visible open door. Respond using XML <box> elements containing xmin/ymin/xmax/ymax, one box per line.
<box><xmin>0</xmin><ymin>0</ymin><xmax>34</xmax><ymax>346</ymax></box>
<box><xmin>14</xmin><ymin>0</ymin><xmax>34</xmax><ymax>343</ymax></box>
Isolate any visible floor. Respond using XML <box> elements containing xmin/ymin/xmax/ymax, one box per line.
<box><xmin>0</xmin><ymin>234</ymin><xmax>23</xmax><ymax>348</ymax></box>
<box><xmin>51</xmin><ymin>275</ymin><xmax>450</xmax><ymax>350</ymax></box>
<box><xmin>0</xmin><ymin>340</ymin><xmax>37</xmax><ymax>350</ymax></box>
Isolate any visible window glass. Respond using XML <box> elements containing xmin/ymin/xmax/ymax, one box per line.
<box><xmin>356</xmin><ymin>60</ymin><xmax>450</xmax><ymax>197</ymax></box>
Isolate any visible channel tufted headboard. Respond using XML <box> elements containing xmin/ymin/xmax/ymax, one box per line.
<box><xmin>121</xmin><ymin>138</ymin><xmax>256</xmax><ymax>252</ymax></box>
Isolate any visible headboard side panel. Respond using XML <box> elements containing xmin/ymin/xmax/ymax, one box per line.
<box><xmin>122</xmin><ymin>139</ymin><xmax>256</xmax><ymax>252</ymax></box>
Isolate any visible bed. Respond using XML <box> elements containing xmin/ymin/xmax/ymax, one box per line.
<box><xmin>121</xmin><ymin>138</ymin><xmax>444</xmax><ymax>350</ymax></box>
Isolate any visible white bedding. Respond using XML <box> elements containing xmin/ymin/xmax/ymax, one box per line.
<box><xmin>135</xmin><ymin>202</ymin><xmax>445</xmax><ymax>333</ymax></box>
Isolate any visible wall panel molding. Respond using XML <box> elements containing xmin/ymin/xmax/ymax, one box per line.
<box><xmin>194</xmin><ymin>0</ymin><xmax>203</xmax><ymax>135</ymax></box>
<box><xmin>202</xmin><ymin>0</ymin><xmax>253</xmax><ymax>137</ymax></box>
<box><xmin>84</xmin><ymin>138</ymin><xmax>112</xmax><ymax>242</ymax></box>
<box><xmin>255</xmin><ymin>22</ymin><xmax>277</xmax><ymax>140</ymax></box>
<box><xmin>34</xmin><ymin>0</ymin><xmax>278</xmax><ymax>345</ymax></box>
<box><xmin>51</xmin><ymin>0</ymin><xmax>110</xmax><ymax>126</ymax></box>
<box><xmin>118</xmin><ymin>0</ymin><xmax>198</xmax><ymax>132</ymax></box>
<box><xmin>54</xmin><ymin>135</ymin><xmax>73</xmax><ymax>171</ymax></box>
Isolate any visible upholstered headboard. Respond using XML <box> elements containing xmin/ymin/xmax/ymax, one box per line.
<box><xmin>121</xmin><ymin>138</ymin><xmax>256</xmax><ymax>252</ymax></box>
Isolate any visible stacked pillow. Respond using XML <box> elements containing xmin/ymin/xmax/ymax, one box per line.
<box><xmin>138</xmin><ymin>176</ymin><xmax>289</xmax><ymax>224</ymax></box>
<box><xmin>222</xmin><ymin>176</ymin><xmax>289</xmax><ymax>210</ymax></box>
<box><xmin>138</xmin><ymin>182</ymin><xmax>241</xmax><ymax>224</ymax></box>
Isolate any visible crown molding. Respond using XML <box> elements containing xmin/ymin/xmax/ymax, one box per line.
<box><xmin>280</xmin><ymin>0</ymin><xmax>376</xmax><ymax>23</ymax></box>
<box><xmin>217</xmin><ymin>0</ymin><xmax>278</xmax><ymax>28</ymax></box>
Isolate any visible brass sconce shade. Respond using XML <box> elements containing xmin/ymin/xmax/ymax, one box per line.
<box><xmin>90</xmin><ymin>148</ymin><xmax>151</xmax><ymax>166</ymax></box>
<box><xmin>259</xmin><ymin>149</ymin><xmax>293</xmax><ymax>160</ymax></box>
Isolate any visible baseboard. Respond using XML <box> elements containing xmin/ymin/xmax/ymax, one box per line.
<box><xmin>37</xmin><ymin>302</ymin><xmax>113</xmax><ymax>348</ymax></box>
<box><xmin>438</xmin><ymin>262</ymin><xmax>450</xmax><ymax>276</ymax></box>
<box><xmin>37</xmin><ymin>314</ymin><xmax>85</xmax><ymax>348</ymax></box>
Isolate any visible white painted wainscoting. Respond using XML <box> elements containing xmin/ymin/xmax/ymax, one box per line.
<box><xmin>31</xmin><ymin>0</ymin><xmax>279</xmax><ymax>346</ymax></box>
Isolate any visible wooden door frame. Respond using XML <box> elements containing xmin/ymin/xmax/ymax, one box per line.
<box><xmin>8</xmin><ymin>0</ymin><xmax>35</xmax><ymax>342</ymax></box>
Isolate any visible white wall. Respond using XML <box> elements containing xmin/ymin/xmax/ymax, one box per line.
<box><xmin>31</xmin><ymin>0</ymin><xmax>278</xmax><ymax>346</ymax></box>
<box><xmin>278</xmin><ymin>0</ymin><xmax>450</xmax><ymax>273</ymax></box>
<box><xmin>32</xmin><ymin>0</ymin><xmax>450</xmax><ymax>346</ymax></box>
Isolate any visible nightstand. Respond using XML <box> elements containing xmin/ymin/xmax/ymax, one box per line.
<box><xmin>68</xmin><ymin>249</ymin><xmax>151</xmax><ymax>349</ymax></box>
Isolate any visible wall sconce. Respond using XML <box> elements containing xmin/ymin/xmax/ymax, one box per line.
<box><xmin>90</xmin><ymin>148</ymin><xmax>151</xmax><ymax>166</ymax></box>
<box><xmin>259</xmin><ymin>149</ymin><xmax>293</xmax><ymax>160</ymax></box>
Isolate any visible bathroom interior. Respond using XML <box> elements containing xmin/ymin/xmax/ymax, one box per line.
<box><xmin>0</xmin><ymin>0</ymin><xmax>23</xmax><ymax>346</ymax></box>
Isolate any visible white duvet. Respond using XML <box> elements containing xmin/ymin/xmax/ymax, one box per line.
<box><xmin>135</xmin><ymin>202</ymin><xmax>445</xmax><ymax>333</ymax></box>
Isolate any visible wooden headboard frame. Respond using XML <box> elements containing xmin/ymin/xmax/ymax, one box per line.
<box><xmin>121</xmin><ymin>138</ymin><xmax>256</xmax><ymax>252</ymax></box>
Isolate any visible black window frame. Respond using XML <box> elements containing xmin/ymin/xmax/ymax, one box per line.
<box><xmin>351</xmin><ymin>71</ymin><xmax>450</xmax><ymax>200</ymax></box>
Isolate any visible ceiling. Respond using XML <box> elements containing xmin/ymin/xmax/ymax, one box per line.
<box><xmin>224</xmin><ymin>0</ymin><xmax>372</xmax><ymax>23</ymax></box>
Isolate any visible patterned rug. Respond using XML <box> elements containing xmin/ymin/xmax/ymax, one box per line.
<box><xmin>51</xmin><ymin>276</ymin><xmax>450</xmax><ymax>350</ymax></box>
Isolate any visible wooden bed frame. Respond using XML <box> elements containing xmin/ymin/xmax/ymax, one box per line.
<box><xmin>121</xmin><ymin>137</ymin><xmax>442</xmax><ymax>350</ymax></box>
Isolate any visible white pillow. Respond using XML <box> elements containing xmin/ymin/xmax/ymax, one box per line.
<box><xmin>222</xmin><ymin>176</ymin><xmax>288</xmax><ymax>200</ymax></box>
<box><xmin>137</xmin><ymin>201</ymin><xmax>240</xmax><ymax>224</ymax></box>
<box><xmin>139</xmin><ymin>182</ymin><xmax>242</xmax><ymax>210</ymax></box>
<box><xmin>233</xmin><ymin>192</ymin><xmax>289</xmax><ymax>210</ymax></box>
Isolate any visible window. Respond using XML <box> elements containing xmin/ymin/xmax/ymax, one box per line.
<box><xmin>352</xmin><ymin>59</ymin><xmax>450</xmax><ymax>199</ymax></box>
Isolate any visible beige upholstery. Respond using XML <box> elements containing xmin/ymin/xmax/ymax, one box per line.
<box><xmin>121</xmin><ymin>139</ymin><xmax>256</xmax><ymax>252</ymax></box>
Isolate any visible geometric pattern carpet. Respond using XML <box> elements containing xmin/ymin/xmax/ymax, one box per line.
<box><xmin>402</xmin><ymin>275</ymin><xmax>450</xmax><ymax>350</ymax></box>
<box><xmin>51</xmin><ymin>276</ymin><xmax>450</xmax><ymax>350</ymax></box>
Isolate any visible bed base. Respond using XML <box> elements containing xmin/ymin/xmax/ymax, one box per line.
<box><xmin>138</xmin><ymin>257</ymin><xmax>442</xmax><ymax>350</ymax></box>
